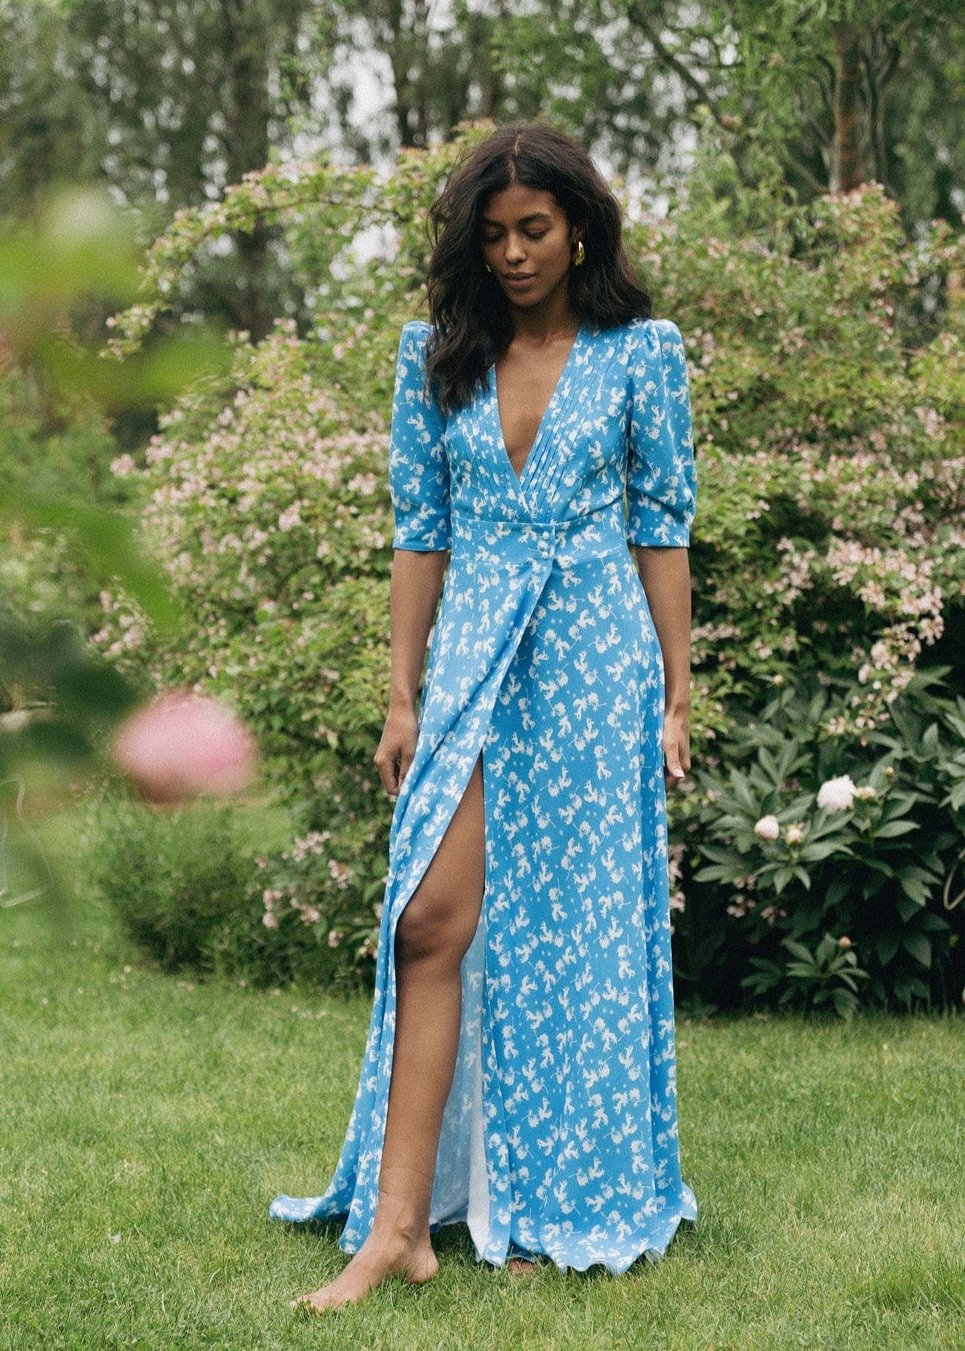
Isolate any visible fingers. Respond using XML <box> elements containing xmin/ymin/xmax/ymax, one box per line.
<box><xmin>373</xmin><ymin>746</ymin><xmax>415</xmax><ymax>797</ymax></box>
<box><xmin>389</xmin><ymin>749</ymin><xmax>414</xmax><ymax>797</ymax></box>
<box><xmin>663</xmin><ymin>736</ymin><xmax>691</xmax><ymax>789</ymax></box>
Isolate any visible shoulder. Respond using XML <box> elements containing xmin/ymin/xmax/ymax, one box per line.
<box><xmin>396</xmin><ymin>318</ymin><xmax>439</xmax><ymax>370</ymax></box>
<box><xmin>399</xmin><ymin>317</ymin><xmax>434</xmax><ymax>346</ymax></box>
<box><xmin>622</xmin><ymin>314</ymin><xmax>683</xmax><ymax>349</ymax></box>
<box><xmin>618</xmin><ymin>317</ymin><xmax>685</xmax><ymax>379</ymax></box>
<box><xmin>393</xmin><ymin>319</ymin><xmax>434</xmax><ymax>379</ymax></box>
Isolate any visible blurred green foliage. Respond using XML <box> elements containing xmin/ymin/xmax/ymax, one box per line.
<box><xmin>0</xmin><ymin>184</ymin><xmax>231</xmax><ymax>909</ymax></box>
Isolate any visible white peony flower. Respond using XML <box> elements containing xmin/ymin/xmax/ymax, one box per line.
<box><xmin>784</xmin><ymin>823</ymin><xmax>806</xmax><ymax>845</ymax></box>
<box><xmin>754</xmin><ymin>815</ymin><xmax>781</xmax><ymax>840</ymax></box>
<box><xmin>817</xmin><ymin>774</ymin><xmax>858</xmax><ymax>811</ymax></box>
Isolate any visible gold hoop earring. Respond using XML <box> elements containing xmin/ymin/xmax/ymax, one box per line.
<box><xmin>573</xmin><ymin>240</ymin><xmax>585</xmax><ymax>267</ymax></box>
<box><xmin>485</xmin><ymin>263</ymin><xmax>493</xmax><ymax>274</ymax></box>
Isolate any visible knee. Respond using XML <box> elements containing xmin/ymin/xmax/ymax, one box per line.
<box><xmin>395</xmin><ymin>896</ymin><xmax>475</xmax><ymax>968</ymax></box>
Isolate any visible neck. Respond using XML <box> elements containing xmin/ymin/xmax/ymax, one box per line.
<box><xmin>506</xmin><ymin>288</ymin><xmax>579</xmax><ymax>343</ymax></box>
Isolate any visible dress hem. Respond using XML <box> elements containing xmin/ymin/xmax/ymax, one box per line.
<box><xmin>269</xmin><ymin>1183</ymin><xmax>698</xmax><ymax>1278</ymax></box>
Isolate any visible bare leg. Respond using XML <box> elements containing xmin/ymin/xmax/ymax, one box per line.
<box><xmin>293</xmin><ymin>753</ymin><xmax>486</xmax><ymax>1313</ymax></box>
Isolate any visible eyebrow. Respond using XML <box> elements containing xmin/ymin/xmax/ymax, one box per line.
<box><xmin>480</xmin><ymin>212</ymin><xmax>553</xmax><ymax>226</ymax></box>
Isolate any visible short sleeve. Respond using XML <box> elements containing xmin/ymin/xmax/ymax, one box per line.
<box><xmin>624</xmin><ymin>318</ymin><xmax>697</xmax><ymax>548</ymax></box>
<box><xmin>388</xmin><ymin>320</ymin><xmax>452</xmax><ymax>552</ymax></box>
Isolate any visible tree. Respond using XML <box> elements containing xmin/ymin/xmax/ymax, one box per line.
<box><xmin>1</xmin><ymin>0</ymin><xmax>340</xmax><ymax>339</ymax></box>
<box><xmin>477</xmin><ymin>0</ymin><xmax>964</xmax><ymax>227</ymax></box>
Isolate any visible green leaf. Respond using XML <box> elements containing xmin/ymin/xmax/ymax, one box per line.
<box><xmin>799</xmin><ymin>841</ymin><xmax>846</xmax><ymax>862</ymax></box>
<box><xmin>897</xmin><ymin>872</ymin><xmax>933</xmax><ymax>905</ymax></box>
<box><xmin>874</xmin><ymin>820</ymin><xmax>920</xmax><ymax>838</ymax></box>
<box><xmin>697</xmin><ymin>844</ymin><xmax>743</xmax><ymax>865</ymax></box>
<box><xmin>824</xmin><ymin>875</ymin><xmax>850</xmax><ymax>908</ymax></box>
<box><xmin>901</xmin><ymin>931</ymin><xmax>932</xmax><ymax>968</ymax></box>
<box><xmin>773</xmin><ymin>867</ymin><xmax>795</xmax><ymax>895</ymax></box>
<box><xmin>832</xmin><ymin>988</ymin><xmax>857</xmax><ymax>1019</ymax></box>
<box><xmin>782</xmin><ymin>938</ymin><xmax>815</xmax><ymax>964</ymax></box>
<box><xmin>692</xmin><ymin>865</ymin><xmax>738</xmax><ymax>883</ymax></box>
<box><xmin>862</xmin><ymin>873</ymin><xmax>887</xmax><ymax>899</ymax></box>
<box><xmin>896</xmin><ymin>894</ymin><xmax>925</xmax><ymax>922</ymax></box>
<box><xmin>875</xmin><ymin>932</ymin><xmax>900</xmax><ymax>965</ymax></box>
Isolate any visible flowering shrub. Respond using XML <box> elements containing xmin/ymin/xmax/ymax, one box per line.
<box><xmin>247</xmin><ymin>809</ymin><xmax>384</xmax><ymax>982</ymax></box>
<box><xmin>87</xmin><ymin>129</ymin><xmax>963</xmax><ymax>1003</ymax></box>
<box><xmin>88</xmin><ymin>324</ymin><xmax>402</xmax><ymax>968</ymax></box>
<box><xmin>625</xmin><ymin>157</ymin><xmax>964</xmax><ymax>743</ymax></box>
<box><xmin>674</xmin><ymin>669</ymin><xmax>964</xmax><ymax>1015</ymax></box>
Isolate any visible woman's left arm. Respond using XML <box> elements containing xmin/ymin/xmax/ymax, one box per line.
<box><xmin>633</xmin><ymin>544</ymin><xmax>692</xmax><ymax>786</ymax></box>
<box><xmin>624</xmin><ymin>318</ymin><xmax>698</xmax><ymax>789</ymax></box>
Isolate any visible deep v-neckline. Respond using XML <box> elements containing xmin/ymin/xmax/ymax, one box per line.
<box><xmin>490</xmin><ymin>323</ymin><xmax>585</xmax><ymax>486</ymax></box>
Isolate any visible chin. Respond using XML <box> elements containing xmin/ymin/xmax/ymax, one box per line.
<box><xmin>504</xmin><ymin>290</ymin><xmax>548</xmax><ymax>307</ymax></box>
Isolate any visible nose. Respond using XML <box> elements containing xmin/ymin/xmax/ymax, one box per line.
<box><xmin>504</xmin><ymin>232</ymin><xmax>527</xmax><ymax>264</ymax></box>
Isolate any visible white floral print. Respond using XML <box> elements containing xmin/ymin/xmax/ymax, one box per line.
<box><xmin>270</xmin><ymin>314</ymin><xmax>699</xmax><ymax>1274</ymax></box>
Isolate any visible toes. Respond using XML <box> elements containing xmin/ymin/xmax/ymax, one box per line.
<box><xmin>292</xmin><ymin>1290</ymin><xmax>341</xmax><ymax>1314</ymax></box>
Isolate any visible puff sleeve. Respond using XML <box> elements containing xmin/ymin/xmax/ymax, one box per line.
<box><xmin>387</xmin><ymin>320</ymin><xmax>452</xmax><ymax>552</ymax></box>
<box><xmin>625</xmin><ymin>318</ymin><xmax>697</xmax><ymax>548</ymax></box>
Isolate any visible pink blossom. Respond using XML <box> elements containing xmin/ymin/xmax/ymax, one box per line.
<box><xmin>110</xmin><ymin>689</ymin><xmax>259</xmax><ymax>804</ymax></box>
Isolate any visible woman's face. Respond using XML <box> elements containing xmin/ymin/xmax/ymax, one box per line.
<box><xmin>479</xmin><ymin>184</ymin><xmax>582</xmax><ymax>312</ymax></box>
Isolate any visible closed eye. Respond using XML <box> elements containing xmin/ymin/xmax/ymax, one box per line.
<box><xmin>483</xmin><ymin>231</ymin><xmax>548</xmax><ymax>243</ymax></box>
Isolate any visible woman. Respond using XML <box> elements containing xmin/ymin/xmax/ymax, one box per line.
<box><xmin>270</xmin><ymin>119</ymin><xmax>699</xmax><ymax>1312</ymax></box>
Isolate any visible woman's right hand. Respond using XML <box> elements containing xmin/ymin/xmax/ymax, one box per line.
<box><xmin>373</xmin><ymin>701</ymin><xmax>420</xmax><ymax>797</ymax></box>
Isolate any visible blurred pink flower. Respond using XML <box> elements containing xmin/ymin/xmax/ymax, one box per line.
<box><xmin>754</xmin><ymin>815</ymin><xmax>781</xmax><ymax>841</ymax></box>
<box><xmin>110</xmin><ymin>689</ymin><xmax>259</xmax><ymax>804</ymax></box>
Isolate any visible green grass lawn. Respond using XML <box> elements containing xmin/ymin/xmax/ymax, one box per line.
<box><xmin>1</xmin><ymin>875</ymin><xmax>962</xmax><ymax>1349</ymax></box>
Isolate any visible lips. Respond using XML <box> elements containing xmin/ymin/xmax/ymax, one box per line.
<box><xmin>505</xmin><ymin>274</ymin><xmax>535</xmax><ymax>281</ymax></box>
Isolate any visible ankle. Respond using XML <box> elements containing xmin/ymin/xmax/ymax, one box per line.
<box><xmin>371</xmin><ymin>1203</ymin><xmax>430</xmax><ymax>1240</ymax></box>
<box><xmin>369</xmin><ymin>1196</ymin><xmax>431</xmax><ymax>1245</ymax></box>
<box><xmin>372</xmin><ymin>1163</ymin><xmax>433</xmax><ymax>1237</ymax></box>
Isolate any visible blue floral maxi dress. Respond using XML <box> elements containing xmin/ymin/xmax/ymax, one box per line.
<box><xmin>269</xmin><ymin>315</ymin><xmax>699</xmax><ymax>1274</ymax></box>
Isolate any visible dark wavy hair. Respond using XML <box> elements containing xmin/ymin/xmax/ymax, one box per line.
<box><xmin>423</xmin><ymin>120</ymin><xmax>651</xmax><ymax>414</ymax></box>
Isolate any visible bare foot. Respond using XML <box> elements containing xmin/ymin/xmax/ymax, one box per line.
<box><xmin>292</xmin><ymin>1231</ymin><xmax>439</xmax><ymax>1314</ymax></box>
<box><xmin>506</xmin><ymin>1256</ymin><xmax>538</xmax><ymax>1275</ymax></box>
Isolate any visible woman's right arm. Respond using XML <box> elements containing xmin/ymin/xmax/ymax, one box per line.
<box><xmin>388</xmin><ymin>550</ymin><xmax>448</xmax><ymax>712</ymax></box>
<box><xmin>373</xmin><ymin>550</ymin><xmax>448</xmax><ymax>797</ymax></box>
<box><xmin>374</xmin><ymin>320</ymin><xmax>452</xmax><ymax>797</ymax></box>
